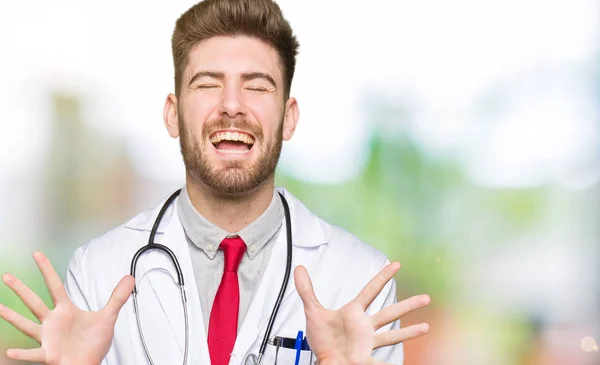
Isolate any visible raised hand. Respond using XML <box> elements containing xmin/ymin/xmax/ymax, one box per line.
<box><xmin>0</xmin><ymin>251</ymin><xmax>134</xmax><ymax>365</ymax></box>
<box><xmin>294</xmin><ymin>262</ymin><xmax>430</xmax><ymax>365</ymax></box>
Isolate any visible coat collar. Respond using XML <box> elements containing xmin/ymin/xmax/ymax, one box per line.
<box><xmin>123</xmin><ymin>187</ymin><xmax>327</xmax><ymax>248</ymax></box>
<box><xmin>124</xmin><ymin>187</ymin><xmax>328</xmax><ymax>362</ymax></box>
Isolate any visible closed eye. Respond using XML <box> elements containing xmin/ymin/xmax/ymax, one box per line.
<box><xmin>197</xmin><ymin>84</ymin><xmax>219</xmax><ymax>89</ymax></box>
<box><xmin>246</xmin><ymin>87</ymin><xmax>268</xmax><ymax>92</ymax></box>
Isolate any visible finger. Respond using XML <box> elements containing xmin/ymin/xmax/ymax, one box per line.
<box><xmin>0</xmin><ymin>304</ymin><xmax>41</xmax><ymax>342</ymax></box>
<box><xmin>102</xmin><ymin>275</ymin><xmax>135</xmax><ymax>320</ymax></box>
<box><xmin>293</xmin><ymin>266</ymin><xmax>323</xmax><ymax>312</ymax></box>
<box><xmin>33</xmin><ymin>251</ymin><xmax>68</xmax><ymax>305</ymax></box>
<box><xmin>354</xmin><ymin>262</ymin><xmax>401</xmax><ymax>309</ymax></box>
<box><xmin>5</xmin><ymin>347</ymin><xmax>45</xmax><ymax>362</ymax></box>
<box><xmin>371</xmin><ymin>294</ymin><xmax>430</xmax><ymax>330</ymax></box>
<box><xmin>2</xmin><ymin>273</ymin><xmax>49</xmax><ymax>321</ymax></box>
<box><xmin>373</xmin><ymin>322</ymin><xmax>430</xmax><ymax>348</ymax></box>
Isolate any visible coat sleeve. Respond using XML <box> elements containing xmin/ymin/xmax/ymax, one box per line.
<box><xmin>63</xmin><ymin>246</ymin><xmax>112</xmax><ymax>365</ymax></box>
<box><xmin>64</xmin><ymin>246</ymin><xmax>93</xmax><ymax>311</ymax></box>
<box><xmin>367</xmin><ymin>258</ymin><xmax>404</xmax><ymax>365</ymax></box>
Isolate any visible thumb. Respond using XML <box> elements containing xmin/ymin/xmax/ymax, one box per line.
<box><xmin>102</xmin><ymin>275</ymin><xmax>135</xmax><ymax>319</ymax></box>
<box><xmin>294</xmin><ymin>266</ymin><xmax>322</xmax><ymax>312</ymax></box>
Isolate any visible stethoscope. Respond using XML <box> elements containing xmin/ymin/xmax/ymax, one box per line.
<box><xmin>129</xmin><ymin>189</ymin><xmax>293</xmax><ymax>365</ymax></box>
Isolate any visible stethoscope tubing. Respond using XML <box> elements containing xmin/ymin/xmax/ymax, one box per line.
<box><xmin>129</xmin><ymin>189</ymin><xmax>293</xmax><ymax>365</ymax></box>
<box><xmin>256</xmin><ymin>192</ymin><xmax>293</xmax><ymax>364</ymax></box>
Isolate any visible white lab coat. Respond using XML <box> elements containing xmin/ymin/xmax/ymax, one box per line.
<box><xmin>64</xmin><ymin>187</ymin><xmax>404</xmax><ymax>365</ymax></box>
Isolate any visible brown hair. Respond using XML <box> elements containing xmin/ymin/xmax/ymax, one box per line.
<box><xmin>171</xmin><ymin>0</ymin><xmax>300</xmax><ymax>99</ymax></box>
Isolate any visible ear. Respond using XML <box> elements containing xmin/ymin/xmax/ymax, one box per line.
<box><xmin>163</xmin><ymin>93</ymin><xmax>180</xmax><ymax>138</ymax></box>
<box><xmin>282</xmin><ymin>97</ymin><xmax>299</xmax><ymax>141</ymax></box>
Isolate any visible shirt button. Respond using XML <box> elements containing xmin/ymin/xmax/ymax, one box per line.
<box><xmin>250</xmin><ymin>245</ymin><xmax>257</xmax><ymax>252</ymax></box>
<box><xmin>207</xmin><ymin>244</ymin><xmax>215</xmax><ymax>251</ymax></box>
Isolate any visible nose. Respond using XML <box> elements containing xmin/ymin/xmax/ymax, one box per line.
<box><xmin>219</xmin><ymin>83</ymin><xmax>246</xmax><ymax>118</ymax></box>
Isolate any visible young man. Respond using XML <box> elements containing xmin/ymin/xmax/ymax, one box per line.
<box><xmin>0</xmin><ymin>1</ymin><xmax>430</xmax><ymax>364</ymax></box>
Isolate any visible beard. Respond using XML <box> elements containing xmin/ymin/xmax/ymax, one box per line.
<box><xmin>178</xmin><ymin>114</ymin><xmax>283</xmax><ymax>195</ymax></box>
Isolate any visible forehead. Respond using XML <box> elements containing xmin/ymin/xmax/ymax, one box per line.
<box><xmin>185</xmin><ymin>35</ymin><xmax>283</xmax><ymax>83</ymax></box>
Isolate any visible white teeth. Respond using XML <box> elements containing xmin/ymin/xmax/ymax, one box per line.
<box><xmin>216</xmin><ymin>149</ymin><xmax>248</xmax><ymax>154</ymax></box>
<box><xmin>210</xmin><ymin>131</ymin><xmax>255</xmax><ymax>145</ymax></box>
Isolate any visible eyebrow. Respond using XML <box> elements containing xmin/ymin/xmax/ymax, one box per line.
<box><xmin>188</xmin><ymin>71</ymin><xmax>277</xmax><ymax>89</ymax></box>
<box><xmin>241</xmin><ymin>72</ymin><xmax>277</xmax><ymax>89</ymax></box>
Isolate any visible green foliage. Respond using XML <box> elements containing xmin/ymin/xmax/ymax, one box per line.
<box><xmin>276</xmin><ymin>131</ymin><xmax>465</xmax><ymax>303</ymax></box>
<box><xmin>276</xmin><ymin>126</ymin><xmax>547</xmax><ymax>309</ymax></box>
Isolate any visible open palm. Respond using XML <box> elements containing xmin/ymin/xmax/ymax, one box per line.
<box><xmin>0</xmin><ymin>251</ymin><xmax>134</xmax><ymax>365</ymax></box>
<box><xmin>294</xmin><ymin>262</ymin><xmax>431</xmax><ymax>365</ymax></box>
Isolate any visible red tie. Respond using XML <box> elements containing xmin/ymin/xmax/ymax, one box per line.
<box><xmin>208</xmin><ymin>236</ymin><xmax>246</xmax><ymax>365</ymax></box>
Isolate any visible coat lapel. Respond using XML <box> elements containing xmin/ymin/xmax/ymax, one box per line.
<box><xmin>233</xmin><ymin>188</ymin><xmax>328</xmax><ymax>361</ymax></box>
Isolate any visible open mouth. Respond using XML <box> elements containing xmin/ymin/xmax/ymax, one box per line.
<box><xmin>210</xmin><ymin>131</ymin><xmax>255</xmax><ymax>154</ymax></box>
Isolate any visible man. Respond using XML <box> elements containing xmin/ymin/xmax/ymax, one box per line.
<box><xmin>0</xmin><ymin>1</ymin><xmax>430</xmax><ymax>364</ymax></box>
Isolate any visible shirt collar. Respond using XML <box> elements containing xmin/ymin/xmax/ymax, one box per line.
<box><xmin>237</xmin><ymin>190</ymin><xmax>283</xmax><ymax>259</ymax></box>
<box><xmin>177</xmin><ymin>186</ymin><xmax>283</xmax><ymax>260</ymax></box>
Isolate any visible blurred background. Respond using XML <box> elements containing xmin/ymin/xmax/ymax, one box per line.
<box><xmin>1</xmin><ymin>0</ymin><xmax>599</xmax><ymax>364</ymax></box>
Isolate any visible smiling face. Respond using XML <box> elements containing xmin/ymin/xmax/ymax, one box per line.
<box><xmin>164</xmin><ymin>35</ymin><xmax>299</xmax><ymax>195</ymax></box>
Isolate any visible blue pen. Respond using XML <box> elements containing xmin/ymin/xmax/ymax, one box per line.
<box><xmin>294</xmin><ymin>330</ymin><xmax>303</xmax><ymax>365</ymax></box>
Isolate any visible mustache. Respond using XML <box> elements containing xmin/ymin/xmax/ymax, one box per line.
<box><xmin>202</xmin><ymin>117</ymin><xmax>263</xmax><ymax>140</ymax></box>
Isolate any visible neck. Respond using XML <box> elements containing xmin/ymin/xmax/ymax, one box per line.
<box><xmin>185</xmin><ymin>176</ymin><xmax>276</xmax><ymax>233</ymax></box>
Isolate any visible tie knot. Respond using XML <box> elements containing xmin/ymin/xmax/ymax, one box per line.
<box><xmin>220</xmin><ymin>236</ymin><xmax>246</xmax><ymax>272</ymax></box>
